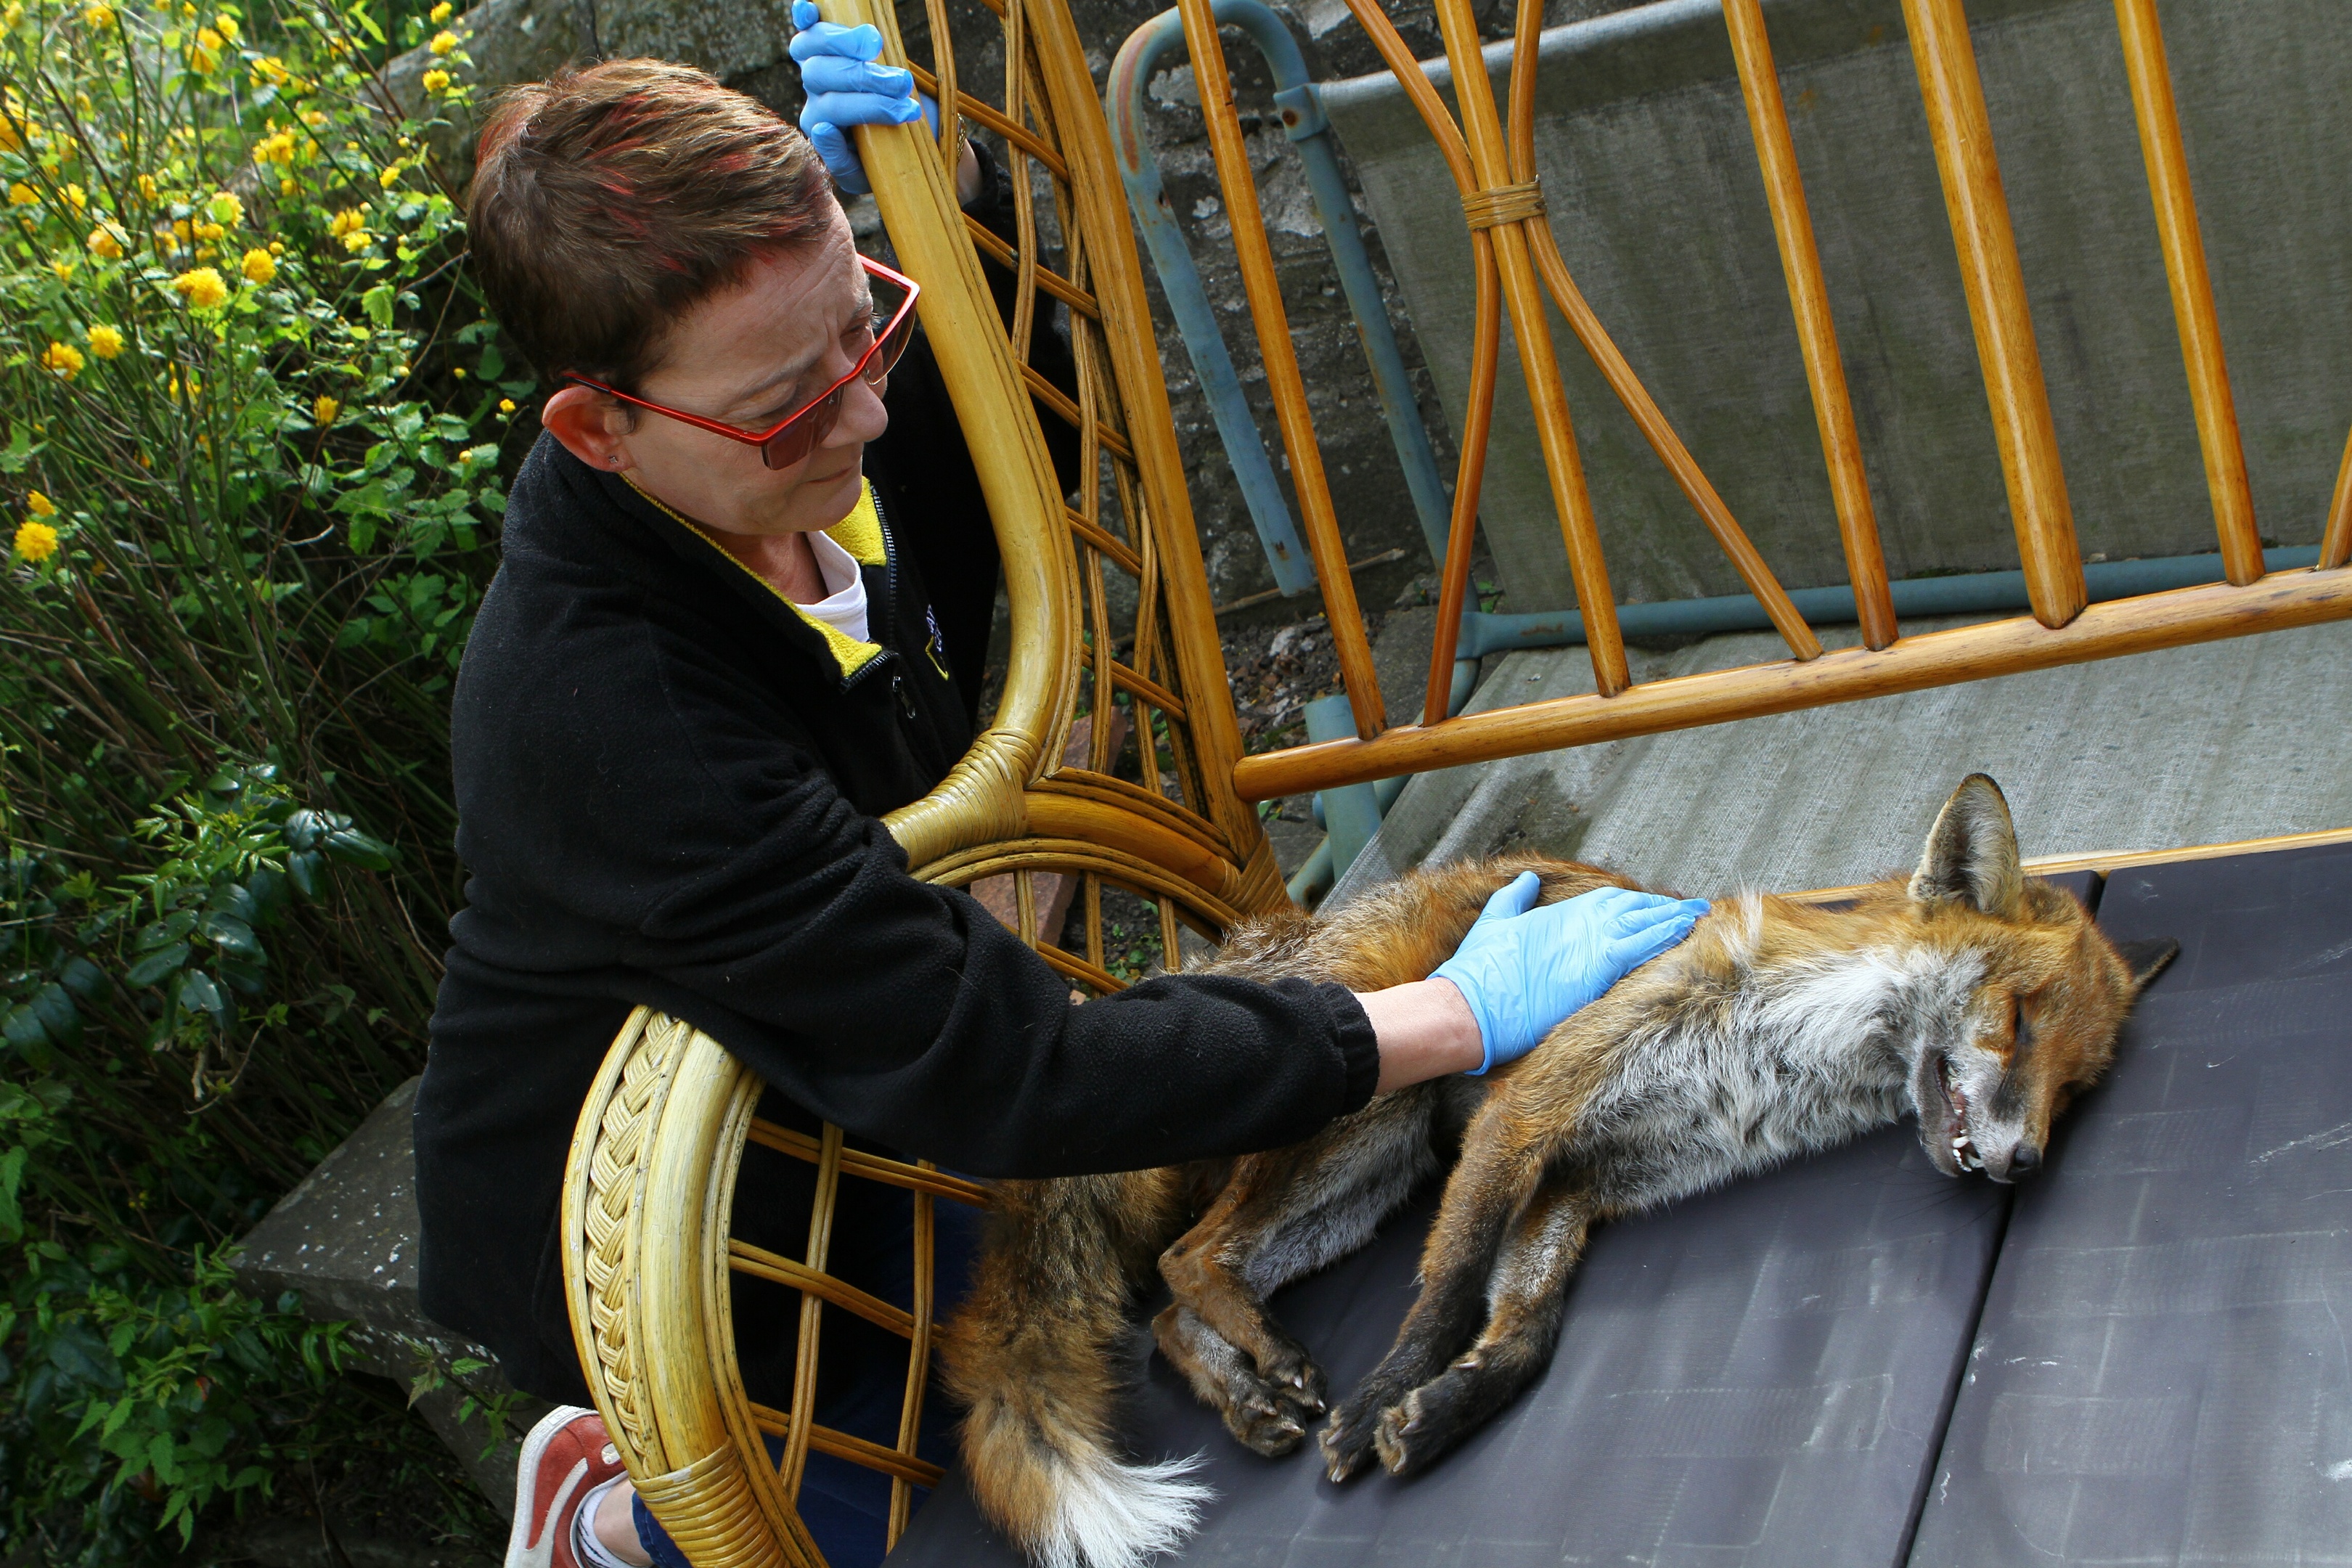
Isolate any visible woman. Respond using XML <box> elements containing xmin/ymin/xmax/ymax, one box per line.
<box><xmin>415</xmin><ymin>38</ymin><xmax>1702</xmax><ymax>1568</ymax></box>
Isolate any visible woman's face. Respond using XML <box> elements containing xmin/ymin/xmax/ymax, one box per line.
<box><xmin>541</xmin><ymin>200</ymin><xmax>889</xmax><ymax>539</ymax></box>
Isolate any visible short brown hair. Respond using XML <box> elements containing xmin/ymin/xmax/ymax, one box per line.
<box><xmin>469</xmin><ymin>60</ymin><xmax>833</xmax><ymax>387</ymax></box>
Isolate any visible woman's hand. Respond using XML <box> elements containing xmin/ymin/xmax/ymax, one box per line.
<box><xmin>788</xmin><ymin>1</ymin><xmax>979</xmax><ymax>203</ymax></box>
<box><xmin>1432</xmin><ymin>874</ymin><xmax>1707</xmax><ymax>1074</ymax></box>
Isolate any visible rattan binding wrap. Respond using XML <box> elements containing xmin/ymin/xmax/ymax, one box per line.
<box><xmin>558</xmin><ymin>0</ymin><xmax>1291</xmax><ymax>1556</ymax></box>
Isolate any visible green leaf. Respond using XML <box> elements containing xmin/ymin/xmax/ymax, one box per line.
<box><xmin>0</xmin><ymin>423</ymin><xmax>42</xmax><ymax>474</ymax></box>
<box><xmin>361</xmin><ymin>282</ymin><xmax>396</xmax><ymax>329</ymax></box>
<box><xmin>199</xmin><ymin>911</ymin><xmax>263</xmax><ymax>960</ymax></box>
<box><xmin>0</xmin><ymin>1145</ymin><xmax>28</xmax><ymax>1240</ymax></box>
<box><xmin>28</xmin><ymin>984</ymin><xmax>80</xmax><ymax>1048</ymax></box>
<box><xmin>321</xmin><ymin>830</ymin><xmax>393</xmax><ymax>871</ymax></box>
<box><xmin>57</xmin><ymin>955</ymin><xmax>107</xmax><ymax>997</ymax></box>
<box><xmin>125</xmin><ymin>944</ymin><xmax>192</xmax><ymax>988</ymax></box>
<box><xmin>2</xmin><ymin>1007</ymin><xmax>46</xmax><ymax>1053</ymax></box>
<box><xmin>285</xmin><ymin>852</ymin><xmax>323</xmax><ymax>900</ymax></box>
<box><xmin>176</xmin><ymin>969</ymin><xmax>225</xmax><ymax>1018</ymax></box>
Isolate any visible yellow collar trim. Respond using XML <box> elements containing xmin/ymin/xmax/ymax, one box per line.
<box><xmin>624</xmin><ymin>473</ymin><xmax>886</xmax><ymax>678</ymax></box>
<box><xmin>826</xmin><ymin>482</ymin><xmax>886</xmax><ymax>567</ymax></box>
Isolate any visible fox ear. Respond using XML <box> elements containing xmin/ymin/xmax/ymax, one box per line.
<box><xmin>2115</xmin><ymin>937</ymin><xmax>2179</xmax><ymax>992</ymax></box>
<box><xmin>1909</xmin><ymin>774</ymin><xmax>2024</xmax><ymax>918</ymax></box>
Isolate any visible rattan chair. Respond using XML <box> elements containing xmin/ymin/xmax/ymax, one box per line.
<box><xmin>559</xmin><ymin>0</ymin><xmax>2352</xmax><ymax>1556</ymax></box>
<box><xmin>555</xmin><ymin>0</ymin><xmax>1287</xmax><ymax>1556</ymax></box>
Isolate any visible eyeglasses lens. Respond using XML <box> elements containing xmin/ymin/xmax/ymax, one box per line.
<box><xmin>757</xmin><ymin>281</ymin><xmax>914</xmax><ymax>469</ymax></box>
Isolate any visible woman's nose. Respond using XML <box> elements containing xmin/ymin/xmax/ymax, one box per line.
<box><xmin>832</xmin><ymin>373</ymin><xmax>890</xmax><ymax>446</ymax></box>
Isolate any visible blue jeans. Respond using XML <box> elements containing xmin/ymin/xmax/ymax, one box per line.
<box><xmin>634</xmin><ymin>1190</ymin><xmax>981</xmax><ymax>1568</ymax></box>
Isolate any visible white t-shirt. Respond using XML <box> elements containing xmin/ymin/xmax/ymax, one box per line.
<box><xmin>796</xmin><ymin>528</ymin><xmax>870</xmax><ymax>645</ymax></box>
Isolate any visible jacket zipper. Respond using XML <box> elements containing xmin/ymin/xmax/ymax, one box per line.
<box><xmin>838</xmin><ymin>490</ymin><xmax>902</xmax><ymax>695</ymax></box>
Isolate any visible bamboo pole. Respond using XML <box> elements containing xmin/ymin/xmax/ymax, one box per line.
<box><xmin>1230</xmin><ymin>566</ymin><xmax>2352</xmax><ymax>799</ymax></box>
<box><xmin>1021</xmin><ymin>0</ymin><xmax>1282</xmax><ymax>889</ymax></box>
<box><xmin>2112</xmin><ymin>0</ymin><xmax>2259</xmax><ymax>584</ymax></box>
<box><xmin>1507</xmin><ymin>1</ymin><xmax>1817</xmax><ymax>664</ymax></box>
<box><xmin>2324</xmin><ymin>423</ymin><xmax>2352</xmax><ymax>571</ymax></box>
<box><xmin>1901</xmin><ymin>0</ymin><xmax>2085</xmax><ymax>628</ymax></box>
<box><xmin>1723</xmin><ymin>0</ymin><xmax>1895</xmax><ymax>649</ymax></box>
<box><xmin>1423</xmin><ymin>233</ymin><xmax>1502</xmax><ymax>725</ymax></box>
<box><xmin>1429</xmin><ymin>0</ymin><xmax>1630</xmax><ymax>696</ymax></box>
<box><xmin>1174</xmin><ymin>0</ymin><xmax>1387</xmax><ymax>738</ymax></box>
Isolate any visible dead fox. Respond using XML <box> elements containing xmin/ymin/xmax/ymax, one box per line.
<box><xmin>936</xmin><ymin>775</ymin><xmax>2175</xmax><ymax>1568</ymax></box>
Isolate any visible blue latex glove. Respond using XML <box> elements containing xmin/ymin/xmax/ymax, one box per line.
<box><xmin>1433</xmin><ymin>873</ymin><xmax>1709</xmax><ymax>1074</ymax></box>
<box><xmin>790</xmin><ymin>0</ymin><xmax>935</xmax><ymax>195</ymax></box>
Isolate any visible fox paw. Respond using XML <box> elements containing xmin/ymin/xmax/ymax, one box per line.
<box><xmin>1371</xmin><ymin>1394</ymin><xmax>1429</xmax><ymax>1477</ymax></box>
<box><xmin>1318</xmin><ymin>1395</ymin><xmax>1384</xmax><ymax>1482</ymax></box>
<box><xmin>1220</xmin><ymin>1366</ymin><xmax>1318</xmax><ymax>1457</ymax></box>
<box><xmin>1252</xmin><ymin>1346</ymin><xmax>1328</xmax><ymax>1419</ymax></box>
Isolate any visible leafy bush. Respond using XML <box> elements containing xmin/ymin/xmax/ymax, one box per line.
<box><xmin>0</xmin><ymin>0</ymin><xmax>523</xmax><ymax>1555</ymax></box>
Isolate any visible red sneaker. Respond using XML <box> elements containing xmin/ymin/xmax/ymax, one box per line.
<box><xmin>505</xmin><ymin>1405</ymin><xmax>628</xmax><ymax>1568</ymax></box>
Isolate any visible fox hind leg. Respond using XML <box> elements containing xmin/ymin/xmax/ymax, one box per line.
<box><xmin>1372</xmin><ymin>1175</ymin><xmax>1591</xmax><ymax>1477</ymax></box>
<box><xmin>1156</xmin><ymin>1087</ymin><xmax>1442</xmax><ymax>1456</ymax></box>
<box><xmin>1153</xmin><ymin>1301</ymin><xmax>1318</xmax><ymax>1456</ymax></box>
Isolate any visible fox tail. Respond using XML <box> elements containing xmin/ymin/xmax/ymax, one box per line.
<box><xmin>937</xmin><ymin>1168</ymin><xmax>1208</xmax><ymax>1568</ymax></box>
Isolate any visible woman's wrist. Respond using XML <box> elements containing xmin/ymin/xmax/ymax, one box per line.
<box><xmin>1358</xmin><ymin>978</ymin><xmax>1484</xmax><ymax>1094</ymax></box>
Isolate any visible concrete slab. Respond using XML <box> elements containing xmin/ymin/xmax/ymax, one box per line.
<box><xmin>1337</xmin><ymin>616</ymin><xmax>2352</xmax><ymax>902</ymax></box>
<box><xmin>234</xmin><ymin>1078</ymin><xmax>548</xmax><ymax>1516</ymax></box>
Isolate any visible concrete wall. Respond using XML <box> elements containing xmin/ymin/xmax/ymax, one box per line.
<box><xmin>401</xmin><ymin>0</ymin><xmax>1656</xmax><ymax>611</ymax></box>
<box><xmin>1321</xmin><ymin>0</ymin><xmax>2352</xmax><ymax>611</ymax></box>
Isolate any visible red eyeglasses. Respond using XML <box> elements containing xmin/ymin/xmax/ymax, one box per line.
<box><xmin>565</xmin><ymin>256</ymin><xmax>920</xmax><ymax>470</ymax></box>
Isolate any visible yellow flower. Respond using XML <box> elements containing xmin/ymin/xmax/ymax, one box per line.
<box><xmin>137</xmin><ymin>173</ymin><xmax>158</xmax><ymax>202</ymax></box>
<box><xmin>313</xmin><ymin>393</ymin><xmax>338</xmax><ymax>425</ymax></box>
<box><xmin>240</xmin><ymin>245</ymin><xmax>274</xmax><ymax>283</ymax></box>
<box><xmin>339</xmin><ymin>227</ymin><xmax>371</xmax><ymax>252</ymax></box>
<box><xmin>38</xmin><ymin>340</ymin><xmax>84</xmax><ymax>379</ymax></box>
<box><xmin>250</xmin><ymin>53</ymin><xmax>287</xmax><ymax>84</ymax></box>
<box><xmin>328</xmin><ymin>206</ymin><xmax>363</xmax><ymax>237</ymax></box>
<box><xmin>428</xmin><ymin>28</ymin><xmax>456</xmax><ymax>53</ymax></box>
<box><xmin>420</xmin><ymin>68</ymin><xmax>449</xmax><ymax>92</ymax></box>
<box><xmin>212</xmin><ymin>9</ymin><xmax>234</xmax><ymax>37</ymax></box>
<box><xmin>87</xmin><ymin>222</ymin><xmax>125</xmax><ymax>258</ymax></box>
<box><xmin>86</xmin><ymin>323</ymin><xmax>123</xmax><ymax>358</ymax></box>
<box><xmin>26</xmin><ymin>491</ymin><xmax>54</xmax><ymax>516</ymax></box>
<box><xmin>498</xmin><ymin>398</ymin><xmax>515</xmax><ymax>414</ymax></box>
<box><xmin>49</xmin><ymin>258</ymin><xmax>73</xmax><ymax>281</ymax></box>
<box><xmin>82</xmin><ymin>3</ymin><xmax>113</xmax><ymax>25</ymax></box>
<box><xmin>191</xmin><ymin>219</ymin><xmax>224</xmax><ymax>241</ymax></box>
<box><xmin>377</xmin><ymin>163</ymin><xmax>402</xmax><ymax>190</ymax></box>
<box><xmin>189</xmin><ymin>40</ymin><xmax>217</xmax><ymax>70</ymax></box>
<box><xmin>13</xmin><ymin>519</ymin><xmax>60</xmax><ymax>562</ymax></box>
<box><xmin>279</xmin><ymin>176</ymin><xmax>293</xmax><ymax>195</ymax></box>
<box><xmin>253</xmin><ymin>128</ymin><xmax>295</xmax><ymax>165</ymax></box>
<box><xmin>207</xmin><ymin>190</ymin><xmax>242</xmax><ymax>226</ymax></box>
<box><xmin>170</xmin><ymin>265</ymin><xmax>228</xmax><ymax>309</ymax></box>
<box><xmin>268</xmin><ymin>240</ymin><xmax>282</xmax><ymax>254</ymax></box>
<box><xmin>6</xmin><ymin>181</ymin><xmax>35</xmax><ymax>205</ymax></box>
<box><xmin>302</xmin><ymin>110</ymin><xmax>327</xmax><ymax>128</ymax></box>
<box><xmin>2</xmin><ymin>4</ymin><xmax>23</xmax><ymax>28</ymax></box>
<box><xmin>428</xmin><ymin>0</ymin><xmax>451</xmax><ymax>18</ymax></box>
<box><xmin>62</xmin><ymin>181</ymin><xmax>86</xmax><ymax>212</ymax></box>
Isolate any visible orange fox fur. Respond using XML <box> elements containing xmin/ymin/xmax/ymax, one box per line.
<box><xmin>936</xmin><ymin>776</ymin><xmax>2174</xmax><ymax>1568</ymax></box>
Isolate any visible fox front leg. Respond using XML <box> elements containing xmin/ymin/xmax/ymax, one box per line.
<box><xmin>1372</xmin><ymin>1176</ymin><xmax>1591</xmax><ymax>1477</ymax></box>
<box><xmin>1320</xmin><ymin>1133</ymin><xmax>1548</xmax><ymax>1481</ymax></box>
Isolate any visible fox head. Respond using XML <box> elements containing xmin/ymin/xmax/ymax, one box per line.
<box><xmin>1895</xmin><ymin>774</ymin><xmax>2175</xmax><ymax>1183</ymax></box>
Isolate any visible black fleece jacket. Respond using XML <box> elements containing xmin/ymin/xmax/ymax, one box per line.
<box><xmin>413</xmin><ymin>171</ymin><xmax>1379</xmax><ymax>1408</ymax></box>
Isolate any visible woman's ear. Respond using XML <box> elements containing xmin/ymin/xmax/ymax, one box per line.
<box><xmin>540</xmin><ymin>383</ymin><xmax>636</xmax><ymax>472</ymax></box>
